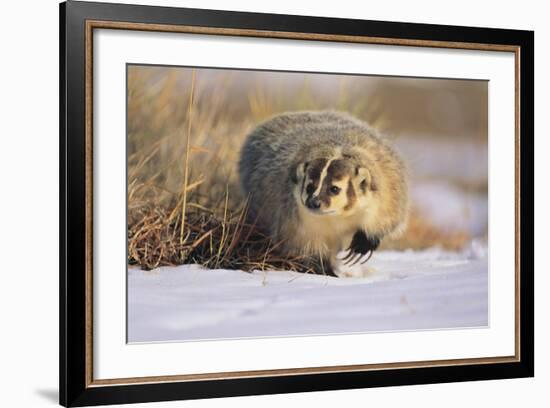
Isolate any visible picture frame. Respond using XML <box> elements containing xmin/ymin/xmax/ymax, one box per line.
<box><xmin>59</xmin><ymin>1</ymin><xmax>534</xmax><ymax>406</ymax></box>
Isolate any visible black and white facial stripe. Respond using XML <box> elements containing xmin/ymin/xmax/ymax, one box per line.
<box><xmin>298</xmin><ymin>156</ymin><xmax>367</xmax><ymax>213</ymax></box>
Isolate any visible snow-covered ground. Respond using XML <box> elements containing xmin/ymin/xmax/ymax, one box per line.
<box><xmin>128</xmin><ymin>241</ymin><xmax>488</xmax><ymax>343</ymax></box>
<box><xmin>411</xmin><ymin>181</ymin><xmax>488</xmax><ymax>236</ymax></box>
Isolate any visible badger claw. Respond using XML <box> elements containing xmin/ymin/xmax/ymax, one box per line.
<box><xmin>340</xmin><ymin>249</ymin><xmax>355</xmax><ymax>262</ymax></box>
<box><xmin>348</xmin><ymin>253</ymin><xmax>364</xmax><ymax>267</ymax></box>
<box><xmin>344</xmin><ymin>253</ymin><xmax>361</xmax><ymax>266</ymax></box>
<box><xmin>360</xmin><ymin>250</ymin><xmax>374</xmax><ymax>265</ymax></box>
<box><xmin>341</xmin><ymin>231</ymin><xmax>380</xmax><ymax>267</ymax></box>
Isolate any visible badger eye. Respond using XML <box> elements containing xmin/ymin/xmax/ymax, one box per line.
<box><xmin>329</xmin><ymin>186</ymin><xmax>341</xmax><ymax>195</ymax></box>
<box><xmin>306</xmin><ymin>183</ymin><xmax>314</xmax><ymax>194</ymax></box>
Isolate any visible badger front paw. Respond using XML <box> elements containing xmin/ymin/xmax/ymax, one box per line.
<box><xmin>341</xmin><ymin>231</ymin><xmax>380</xmax><ymax>266</ymax></box>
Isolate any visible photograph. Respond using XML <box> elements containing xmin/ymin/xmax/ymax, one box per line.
<box><xmin>126</xmin><ymin>65</ymin><xmax>489</xmax><ymax>343</ymax></box>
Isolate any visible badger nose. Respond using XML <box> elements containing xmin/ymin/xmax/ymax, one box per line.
<box><xmin>306</xmin><ymin>196</ymin><xmax>321</xmax><ymax>210</ymax></box>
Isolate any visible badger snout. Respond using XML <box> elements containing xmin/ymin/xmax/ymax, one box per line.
<box><xmin>306</xmin><ymin>196</ymin><xmax>321</xmax><ymax>210</ymax></box>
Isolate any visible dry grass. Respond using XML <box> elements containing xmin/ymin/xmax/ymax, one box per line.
<box><xmin>381</xmin><ymin>210</ymin><xmax>471</xmax><ymax>252</ymax></box>
<box><xmin>128</xmin><ymin>198</ymin><xmax>329</xmax><ymax>273</ymax></box>
<box><xmin>127</xmin><ymin>66</ymin><xmax>476</xmax><ymax>272</ymax></box>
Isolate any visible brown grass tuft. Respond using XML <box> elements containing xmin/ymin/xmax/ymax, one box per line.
<box><xmin>128</xmin><ymin>197</ymin><xmax>325</xmax><ymax>273</ymax></box>
<box><xmin>381</xmin><ymin>209</ymin><xmax>471</xmax><ymax>251</ymax></box>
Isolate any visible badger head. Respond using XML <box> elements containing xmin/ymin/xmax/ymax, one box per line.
<box><xmin>291</xmin><ymin>153</ymin><xmax>377</xmax><ymax>217</ymax></box>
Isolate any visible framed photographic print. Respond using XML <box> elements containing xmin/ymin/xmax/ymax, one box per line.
<box><xmin>59</xmin><ymin>0</ymin><xmax>534</xmax><ymax>406</ymax></box>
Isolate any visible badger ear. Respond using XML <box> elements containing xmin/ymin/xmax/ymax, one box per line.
<box><xmin>356</xmin><ymin>166</ymin><xmax>377</xmax><ymax>192</ymax></box>
<box><xmin>291</xmin><ymin>162</ymin><xmax>306</xmax><ymax>184</ymax></box>
<box><xmin>356</xmin><ymin>166</ymin><xmax>369</xmax><ymax>178</ymax></box>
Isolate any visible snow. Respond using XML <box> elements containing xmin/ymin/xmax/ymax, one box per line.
<box><xmin>395</xmin><ymin>137</ymin><xmax>489</xmax><ymax>237</ymax></box>
<box><xmin>395</xmin><ymin>137</ymin><xmax>488</xmax><ymax>186</ymax></box>
<box><xmin>411</xmin><ymin>181</ymin><xmax>488</xmax><ymax>236</ymax></box>
<box><xmin>127</xmin><ymin>242</ymin><xmax>488</xmax><ymax>343</ymax></box>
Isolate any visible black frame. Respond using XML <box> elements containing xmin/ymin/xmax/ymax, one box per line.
<box><xmin>60</xmin><ymin>1</ymin><xmax>534</xmax><ymax>406</ymax></box>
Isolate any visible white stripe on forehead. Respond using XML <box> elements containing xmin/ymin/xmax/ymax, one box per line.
<box><xmin>313</xmin><ymin>156</ymin><xmax>336</xmax><ymax>197</ymax></box>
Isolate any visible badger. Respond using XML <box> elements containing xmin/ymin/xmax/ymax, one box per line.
<box><xmin>238</xmin><ymin>111</ymin><xmax>408</xmax><ymax>277</ymax></box>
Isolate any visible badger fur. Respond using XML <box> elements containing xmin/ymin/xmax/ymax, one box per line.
<box><xmin>239</xmin><ymin>111</ymin><xmax>408</xmax><ymax>276</ymax></box>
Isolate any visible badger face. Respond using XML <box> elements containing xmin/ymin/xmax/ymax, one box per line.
<box><xmin>293</xmin><ymin>156</ymin><xmax>375</xmax><ymax>216</ymax></box>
